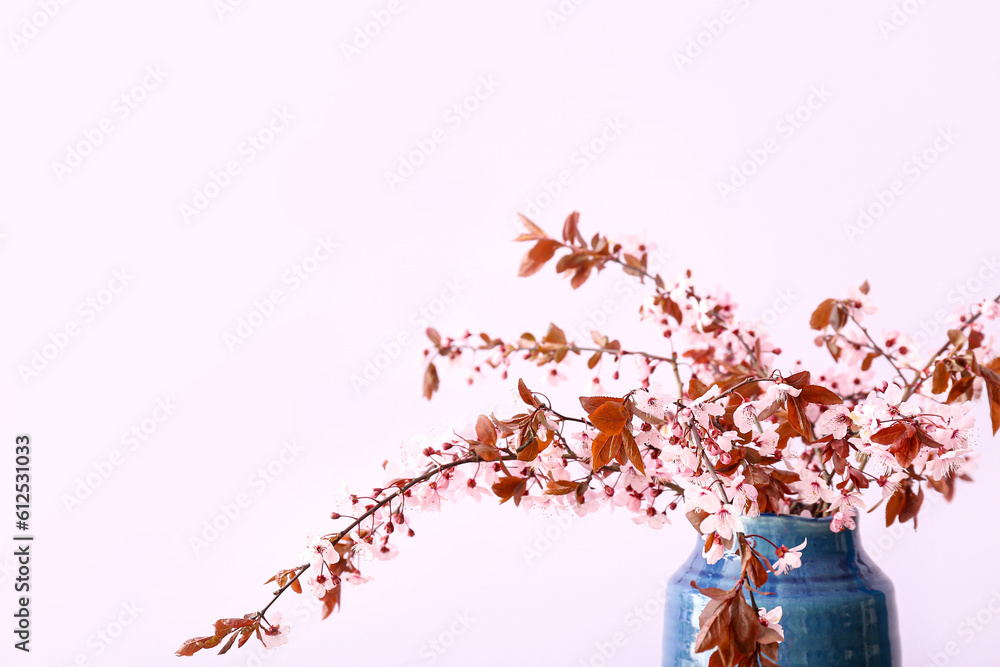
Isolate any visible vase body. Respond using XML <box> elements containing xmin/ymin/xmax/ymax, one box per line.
<box><xmin>662</xmin><ymin>515</ymin><xmax>900</xmax><ymax>666</ymax></box>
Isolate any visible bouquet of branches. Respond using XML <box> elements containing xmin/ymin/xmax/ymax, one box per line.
<box><xmin>178</xmin><ymin>212</ymin><xmax>1000</xmax><ymax>666</ymax></box>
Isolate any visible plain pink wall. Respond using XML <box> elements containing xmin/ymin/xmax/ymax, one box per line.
<box><xmin>2</xmin><ymin>1</ymin><xmax>998</xmax><ymax>665</ymax></box>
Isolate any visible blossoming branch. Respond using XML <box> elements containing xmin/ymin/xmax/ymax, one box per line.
<box><xmin>178</xmin><ymin>212</ymin><xmax>1000</xmax><ymax>667</ymax></box>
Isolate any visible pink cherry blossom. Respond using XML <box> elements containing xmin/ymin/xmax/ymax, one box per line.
<box><xmin>733</xmin><ymin>401</ymin><xmax>758</xmax><ymax>434</ymax></box>
<box><xmin>831</xmin><ymin>509</ymin><xmax>856</xmax><ymax>533</ymax></box>
<box><xmin>699</xmin><ymin>503</ymin><xmax>744</xmax><ymax>540</ymax></box>
<box><xmin>726</xmin><ymin>473</ymin><xmax>759</xmax><ymax>515</ymax></box>
<box><xmin>308</xmin><ymin>570</ymin><xmax>339</xmax><ymax>598</ymax></box>
<box><xmin>924</xmin><ymin>449</ymin><xmax>971</xmax><ymax>481</ymax></box>
<box><xmin>758</xmin><ymin>606</ymin><xmax>784</xmax><ymax>640</ymax></box>
<box><xmin>792</xmin><ymin>473</ymin><xmax>836</xmax><ymax>506</ymax></box>
<box><xmin>773</xmin><ymin>539</ymin><xmax>807</xmax><ymax>575</ymax></box>
<box><xmin>261</xmin><ymin>613</ymin><xmax>291</xmax><ymax>649</ymax></box>
<box><xmin>303</xmin><ymin>534</ymin><xmax>341</xmax><ymax>568</ymax></box>
<box><xmin>632</xmin><ymin>506</ymin><xmax>668</xmax><ymax>529</ymax></box>
<box><xmin>975</xmin><ymin>299</ymin><xmax>1000</xmax><ymax>320</ymax></box>
<box><xmin>545</xmin><ymin>367</ymin><xmax>568</xmax><ymax>386</ymax></box>
<box><xmin>704</xmin><ymin>533</ymin><xmax>726</xmax><ymax>564</ymax></box>
<box><xmin>845</xmin><ymin>285</ymin><xmax>877</xmax><ymax>322</ymax></box>
<box><xmin>829</xmin><ymin>489</ymin><xmax>866</xmax><ymax>515</ymax></box>
<box><xmin>815</xmin><ymin>405</ymin><xmax>852</xmax><ymax>439</ymax></box>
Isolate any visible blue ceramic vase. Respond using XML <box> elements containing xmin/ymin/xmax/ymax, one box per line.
<box><xmin>662</xmin><ymin>514</ymin><xmax>900</xmax><ymax>666</ymax></box>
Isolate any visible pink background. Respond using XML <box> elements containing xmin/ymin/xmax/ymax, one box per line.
<box><xmin>2</xmin><ymin>1</ymin><xmax>999</xmax><ymax>665</ymax></box>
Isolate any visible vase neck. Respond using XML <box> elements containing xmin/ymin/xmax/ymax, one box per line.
<box><xmin>742</xmin><ymin>515</ymin><xmax>856</xmax><ymax>560</ymax></box>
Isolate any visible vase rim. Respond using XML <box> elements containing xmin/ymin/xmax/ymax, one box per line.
<box><xmin>747</xmin><ymin>512</ymin><xmax>834</xmax><ymax>524</ymax></box>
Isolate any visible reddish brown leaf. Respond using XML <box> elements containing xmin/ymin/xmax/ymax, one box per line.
<box><xmin>861</xmin><ymin>351</ymin><xmax>879</xmax><ymax>372</ymax></box>
<box><xmin>665</xmin><ymin>298</ymin><xmax>684</xmax><ymax>325</ymax></box>
<box><xmin>491</xmin><ymin>475</ymin><xmax>528</xmax><ymax>506</ymax></box>
<box><xmin>518</xmin><ymin>378</ymin><xmax>539</xmax><ymax>407</ymax></box>
<box><xmin>695</xmin><ymin>599</ymin><xmax>732</xmax><ymax>653</ymax></box>
<box><xmin>218</xmin><ymin>632</ymin><xmax>239</xmax><ymax>655</ymax></box>
<box><xmin>319</xmin><ymin>584</ymin><xmax>341</xmax><ymax>620</ymax></box>
<box><xmin>517</xmin><ymin>213</ymin><xmax>547</xmax><ymax>238</ymax></box>
<box><xmin>687</xmin><ymin>508</ymin><xmax>709</xmax><ymax>532</ymax></box>
<box><xmin>946</xmin><ymin>375</ymin><xmax>975</xmax><ymax>404</ymax></box>
<box><xmin>518</xmin><ymin>239</ymin><xmax>560</xmax><ymax>277</ymax></box>
<box><xmin>810</xmin><ymin>299</ymin><xmax>837</xmax><ymax>330</ymax></box>
<box><xmin>570</xmin><ymin>263</ymin><xmax>592</xmax><ymax>289</ymax></box>
<box><xmin>621</xmin><ymin>429</ymin><xmax>645</xmax><ymax>474</ymax></box>
<box><xmin>800</xmin><ymin>384</ymin><xmax>843</xmax><ymax>405</ymax></box>
<box><xmin>871</xmin><ymin>422</ymin><xmax>921</xmax><ymax>468</ymax></box>
<box><xmin>562</xmin><ymin>211</ymin><xmax>581</xmax><ymax>244</ymax></box>
<box><xmin>237</xmin><ymin>627</ymin><xmax>253</xmax><ymax>648</ymax></box>
<box><xmin>516</xmin><ymin>432</ymin><xmax>539</xmax><ymax>462</ymax></box>
<box><xmin>691</xmin><ymin>581</ymin><xmax>737</xmax><ymax>601</ymax></box>
<box><xmin>587</xmin><ymin>351</ymin><xmax>602</xmax><ymax>369</ymax></box>
<box><xmin>947</xmin><ymin>329</ymin><xmax>968</xmax><ymax>351</ymax></box>
<box><xmin>589</xmin><ymin>401</ymin><xmax>630</xmax><ymax>434</ymax></box>
<box><xmin>898</xmin><ymin>484</ymin><xmax>924</xmax><ymax>525</ymax></box>
<box><xmin>885</xmin><ymin>487</ymin><xmax>904</xmax><ymax>527</ymax></box>
<box><xmin>785</xmin><ymin>397</ymin><xmax>812</xmax><ymax>441</ymax></box>
<box><xmin>471</xmin><ymin>443</ymin><xmax>500</xmax><ymax>461</ymax></box>
<box><xmin>542</xmin><ymin>322</ymin><xmax>567</xmax><ymax>346</ymax></box>
<box><xmin>931</xmin><ymin>361</ymin><xmax>950</xmax><ymax>395</ymax></box>
<box><xmin>579</xmin><ymin>395</ymin><xmax>625</xmax><ymax>414</ymax></box>
<box><xmin>544</xmin><ymin>479</ymin><xmax>580</xmax><ymax>495</ymax></box>
<box><xmin>175</xmin><ymin>636</ymin><xmax>221</xmax><ymax>657</ymax></box>
<box><xmin>689</xmin><ymin>377</ymin><xmax>710</xmax><ymax>400</ymax></box>
<box><xmin>989</xmin><ymin>382</ymin><xmax>1000</xmax><ymax>436</ymax></box>
<box><xmin>731</xmin><ymin>593</ymin><xmax>760</xmax><ymax>657</ymax></box>
<box><xmin>214</xmin><ymin>618</ymin><xmax>255</xmax><ymax>634</ymax></box>
<box><xmin>422</xmin><ymin>363</ymin><xmax>439</xmax><ymax>400</ymax></box>
<box><xmin>784</xmin><ymin>371</ymin><xmax>811</xmax><ymax>389</ymax></box>
<box><xmin>757</xmin><ymin>625</ymin><xmax>783</xmax><ymax>645</ymax></box>
<box><xmin>591</xmin><ymin>431</ymin><xmax>619</xmax><ymax>471</ymax></box>
<box><xmin>476</xmin><ymin>415</ymin><xmax>497</xmax><ymax>446</ymax></box>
